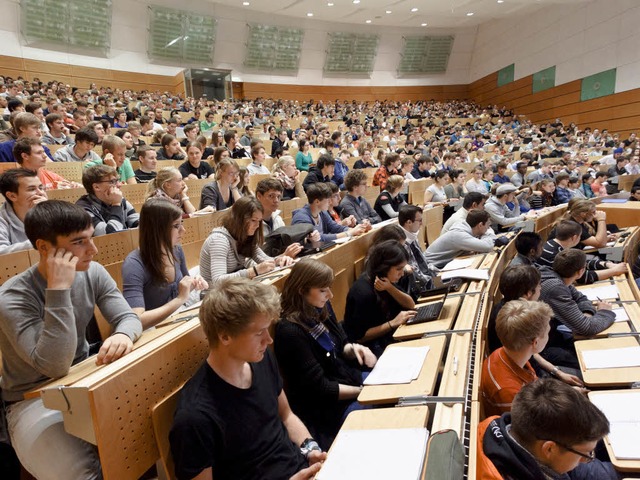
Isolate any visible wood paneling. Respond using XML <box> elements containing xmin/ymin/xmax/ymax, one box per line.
<box><xmin>0</xmin><ymin>55</ymin><xmax>183</xmax><ymax>94</ymax></box>
<box><xmin>469</xmin><ymin>72</ymin><xmax>640</xmax><ymax>136</ymax></box>
<box><xmin>237</xmin><ymin>82</ymin><xmax>470</xmax><ymax>102</ymax></box>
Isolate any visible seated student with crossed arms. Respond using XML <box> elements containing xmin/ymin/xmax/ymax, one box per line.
<box><xmin>170</xmin><ymin>277</ymin><xmax>326</xmax><ymax>480</ymax></box>
<box><xmin>478</xmin><ymin>378</ymin><xmax>618</xmax><ymax>480</ymax></box>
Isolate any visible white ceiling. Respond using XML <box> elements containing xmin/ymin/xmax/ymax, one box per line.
<box><xmin>211</xmin><ymin>0</ymin><xmax>592</xmax><ymax>29</ymax></box>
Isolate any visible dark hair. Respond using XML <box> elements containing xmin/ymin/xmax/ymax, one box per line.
<box><xmin>511</xmin><ymin>378</ymin><xmax>609</xmax><ymax>449</ymax></box>
<box><xmin>306</xmin><ymin>182</ymin><xmax>332</xmax><ymax>203</ymax></box>
<box><xmin>553</xmin><ymin>249</ymin><xmax>586</xmax><ymax>278</ymax></box>
<box><xmin>82</xmin><ymin>164</ymin><xmax>117</xmax><ymax>195</ymax></box>
<box><xmin>223</xmin><ymin>129</ymin><xmax>237</xmax><ymax>144</ymax></box>
<box><xmin>12</xmin><ymin>137</ymin><xmax>41</xmax><ymax>164</ymax></box>
<box><xmin>370</xmin><ymin>224</ymin><xmax>405</xmax><ymax>244</ymax></box>
<box><xmin>221</xmin><ymin>196</ymin><xmax>264</xmax><ymax>257</ymax></box>
<box><xmin>344</xmin><ymin>169</ymin><xmax>366</xmax><ymax>191</ymax></box>
<box><xmin>466</xmin><ymin>209</ymin><xmax>490</xmax><ymax>228</ymax></box>
<box><xmin>139</xmin><ymin>199</ymin><xmax>183</xmax><ymax>285</ymax></box>
<box><xmin>256</xmin><ymin>178</ymin><xmax>283</xmax><ymax>195</ymax></box>
<box><xmin>161</xmin><ymin>134</ymin><xmax>177</xmax><ymax>149</ymax></box>
<box><xmin>365</xmin><ymin>239</ymin><xmax>409</xmax><ymax>280</ymax></box>
<box><xmin>317</xmin><ymin>153</ymin><xmax>336</xmax><ymax>170</ymax></box>
<box><xmin>581</xmin><ymin>173</ymin><xmax>593</xmax><ymax>183</ymax></box>
<box><xmin>45</xmin><ymin>113</ymin><xmax>62</xmax><ymax>129</ymax></box>
<box><xmin>499</xmin><ymin>265</ymin><xmax>541</xmax><ymax>301</ymax></box>
<box><xmin>0</xmin><ymin>168</ymin><xmax>38</xmax><ymax>203</ymax></box>
<box><xmin>25</xmin><ymin>200</ymin><xmax>92</xmax><ymax>248</ymax></box>
<box><xmin>281</xmin><ymin>259</ymin><xmax>334</xmax><ymax>326</ymax></box>
<box><xmin>7</xmin><ymin>98</ymin><xmax>24</xmax><ymax>113</ymax></box>
<box><xmin>554</xmin><ymin>220</ymin><xmax>582</xmax><ymax>241</ymax></box>
<box><xmin>398</xmin><ymin>204</ymin><xmax>421</xmax><ymax>226</ymax></box>
<box><xmin>463</xmin><ymin>192</ymin><xmax>485</xmax><ymax>209</ymax></box>
<box><xmin>515</xmin><ymin>232</ymin><xmax>542</xmax><ymax>257</ymax></box>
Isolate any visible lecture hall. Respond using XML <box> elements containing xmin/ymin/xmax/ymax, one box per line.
<box><xmin>1</xmin><ymin>0</ymin><xmax>640</xmax><ymax>479</ymax></box>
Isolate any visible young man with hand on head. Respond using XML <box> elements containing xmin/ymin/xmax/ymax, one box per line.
<box><xmin>76</xmin><ymin>165</ymin><xmax>139</xmax><ymax>236</ymax></box>
<box><xmin>85</xmin><ymin>135</ymin><xmax>136</xmax><ymax>185</ymax></box>
<box><xmin>0</xmin><ymin>200</ymin><xmax>142</xmax><ymax>480</ymax></box>
<box><xmin>170</xmin><ymin>278</ymin><xmax>326</xmax><ymax>480</ymax></box>
<box><xmin>0</xmin><ymin>169</ymin><xmax>47</xmax><ymax>253</ymax></box>
<box><xmin>13</xmin><ymin>137</ymin><xmax>82</xmax><ymax>190</ymax></box>
<box><xmin>478</xmin><ymin>378</ymin><xmax>618</xmax><ymax>480</ymax></box>
<box><xmin>53</xmin><ymin>127</ymin><xmax>101</xmax><ymax>163</ymax></box>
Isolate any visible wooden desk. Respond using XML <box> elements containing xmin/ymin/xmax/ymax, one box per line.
<box><xmin>394</xmin><ymin>296</ymin><xmax>462</xmax><ymax>341</ymax></box>
<box><xmin>576</xmin><ymin>336</ymin><xmax>640</xmax><ymax>387</ymax></box>
<box><xmin>358</xmin><ymin>336</ymin><xmax>447</xmax><ymax>405</ymax></box>
<box><xmin>598</xmin><ymin>202</ymin><xmax>640</xmax><ymax>228</ymax></box>
<box><xmin>588</xmin><ymin>390</ymin><xmax>640</xmax><ymax>472</ymax></box>
<box><xmin>340</xmin><ymin>405</ymin><xmax>429</xmax><ymax>431</ymax></box>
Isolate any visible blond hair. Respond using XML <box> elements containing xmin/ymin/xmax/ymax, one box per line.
<box><xmin>496</xmin><ymin>300</ymin><xmax>552</xmax><ymax>351</ymax></box>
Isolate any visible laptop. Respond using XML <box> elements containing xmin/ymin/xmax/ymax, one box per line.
<box><xmin>406</xmin><ymin>290</ymin><xmax>449</xmax><ymax>326</ymax></box>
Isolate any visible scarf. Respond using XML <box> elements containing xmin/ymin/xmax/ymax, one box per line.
<box><xmin>150</xmin><ymin>188</ymin><xmax>183</xmax><ymax>208</ymax></box>
<box><xmin>274</xmin><ymin>170</ymin><xmax>297</xmax><ymax>191</ymax></box>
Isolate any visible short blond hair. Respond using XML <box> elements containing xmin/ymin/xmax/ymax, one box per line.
<box><xmin>199</xmin><ymin>278</ymin><xmax>281</xmax><ymax>347</ymax></box>
<box><xmin>496</xmin><ymin>300</ymin><xmax>552</xmax><ymax>351</ymax></box>
<box><xmin>386</xmin><ymin>174</ymin><xmax>404</xmax><ymax>191</ymax></box>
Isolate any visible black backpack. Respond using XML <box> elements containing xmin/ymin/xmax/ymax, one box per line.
<box><xmin>263</xmin><ymin>224</ymin><xmax>314</xmax><ymax>257</ymax></box>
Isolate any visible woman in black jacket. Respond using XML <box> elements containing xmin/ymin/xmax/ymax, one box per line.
<box><xmin>274</xmin><ymin>258</ymin><xmax>376</xmax><ymax>450</ymax></box>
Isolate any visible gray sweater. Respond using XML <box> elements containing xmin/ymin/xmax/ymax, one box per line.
<box><xmin>484</xmin><ymin>196</ymin><xmax>524</xmax><ymax>228</ymax></box>
<box><xmin>424</xmin><ymin>220</ymin><xmax>496</xmax><ymax>269</ymax></box>
<box><xmin>0</xmin><ymin>202</ymin><xmax>32</xmax><ymax>254</ymax></box>
<box><xmin>0</xmin><ymin>263</ymin><xmax>142</xmax><ymax>401</ymax></box>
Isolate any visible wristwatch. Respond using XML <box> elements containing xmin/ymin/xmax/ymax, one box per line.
<box><xmin>300</xmin><ymin>437</ymin><xmax>321</xmax><ymax>459</ymax></box>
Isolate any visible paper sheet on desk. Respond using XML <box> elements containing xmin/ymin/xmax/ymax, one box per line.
<box><xmin>371</xmin><ymin>218</ymin><xmax>396</xmax><ymax>229</ymax></box>
<box><xmin>332</xmin><ymin>236</ymin><xmax>350</xmax><ymax>244</ymax></box>
<box><xmin>590</xmin><ymin>392</ymin><xmax>640</xmax><ymax>460</ymax></box>
<box><xmin>584</xmin><ymin>241</ymin><xmax>616</xmax><ymax>250</ymax></box>
<box><xmin>580</xmin><ymin>284</ymin><xmax>620</xmax><ymax>301</ymax></box>
<box><xmin>440</xmin><ymin>257</ymin><xmax>476</xmax><ymax>272</ymax></box>
<box><xmin>582</xmin><ymin>346</ymin><xmax>640</xmax><ymax>369</ymax></box>
<box><xmin>613</xmin><ymin>307</ymin><xmax>629</xmax><ymax>322</ymax></box>
<box><xmin>317</xmin><ymin>428</ymin><xmax>428</xmax><ymax>480</ymax></box>
<box><xmin>440</xmin><ymin>268</ymin><xmax>489</xmax><ymax>281</ymax></box>
<box><xmin>363</xmin><ymin>346</ymin><xmax>430</xmax><ymax>385</ymax></box>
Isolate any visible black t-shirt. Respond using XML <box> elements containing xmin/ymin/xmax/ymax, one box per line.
<box><xmin>373</xmin><ymin>190</ymin><xmax>403</xmax><ymax>221</ymax></box>
<box><xmin>134</xmin><ymin>169</ymin><xmax>156</xmax><ymax>183</ymax></box>
<box><xmin>170</xmin><ymin>350</ymin><xmax>306</xmax><ymax>480</ymax></box>
<box><xmin>178</xmin><ymin>160</ymin><xmax>214</xmax><ymax>179</ymax></box>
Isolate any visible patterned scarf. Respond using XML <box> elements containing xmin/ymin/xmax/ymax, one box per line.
<box><xmin>274</xmin><ymin>170</ymin><xmax>297</xmax><ymax>191</ymax></box>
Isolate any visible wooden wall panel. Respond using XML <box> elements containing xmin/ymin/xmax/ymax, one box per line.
<box><xmin>469</xmin><ymin>71</ymin><xmax>640</xmax><ymax>136</ymax></box>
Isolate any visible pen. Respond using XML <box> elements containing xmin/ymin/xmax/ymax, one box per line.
<box><xmin>453</xmin><ymin>356</ymin><xmax>459</xmax><ymax>375</ymax></box>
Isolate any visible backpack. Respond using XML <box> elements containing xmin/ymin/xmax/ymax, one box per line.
<box><xmin>263</xmin><ymin>224</ymin><xmax>314</xmax><ymax>257</ymax></box>
<box><xmin>423</xmin><ymin>429</ymin><xmax>465</xmax><ymax>479</ymax></box>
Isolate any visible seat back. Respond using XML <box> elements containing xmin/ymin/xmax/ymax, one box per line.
<box><xmin>152</xmin><ymin>388</ymin><xmax>182</xmax><ymax>480</ymax></box>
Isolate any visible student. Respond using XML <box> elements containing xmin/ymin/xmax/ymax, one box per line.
<box><xmin>13</xmin><ymin>137</ymin><xmax>81</xmax><ymax>190</ymax></box>
<box><xmin>510</xmin><ymin>231</ymin><xmax>543</xmax><ymax>267</ymax></box>
<box><xmin>440</xmin><ymin>191</ymin><xmax>486</xmax><ymax>235</ymax></box>
<box><xmin>199</xmin><ymin>158</ymin><xmax>243</xmax><ymax>211</ymax></box>
<box><xmin>169</xmin><ymin>277</ymin><xmax>326</xmax><ymax>480</ymax></box>
<box><xmin>41</xmin><ymin>113</ymin><xmax>70</xmax><ymax>145</ymax></box>
<box><xmin>481</xmin><ymin>300</ymin><xmax>553</xmax><ymax>416</ymax></box>
<box><xmin>144</xmin><ymin>167</ymin><xmax>200</xmax><ymax>217</ymax></box>
<box><xmin>333</xmin><ymin>149</ymin><xmax>350</xmax><ymax>189</ymax></box>
<box><xmin>410</xmin><ymin>154</ymin><xmax>433</xmax><ymax>179</ymax></box>
<box><xmin>201</xmin><ymin>196</ymin><xmax>295</xmax><ymax>287</ymax></box>
<box><xmin>156</xmin><ymin>133</ymin><xmax>186</xmax><ymax>161</ymax></box>
<box><xmin>54</xmin><ymin>127</ymin><xmax>102</xmax><ymax>163</ymax></box>
<box><xmin>478</xmin><ymin>378</ymin><xmax>618</xmax><ymax>480</ymax></box>
<box><xmin>539</xmin><ymin>249</ymin><xmax>615</xmax><ymax>369</ymax></box>
<box><xmin>344</xmin><ymin>240</ymin><xmax>416</xmax><ymax>356</ymax></box>
<box><xmin>115</xmin><ymin>129</ymin><xmax>136</xmax><ymax>159</ymax></box>
<box><xmin>122</xmin><ymin>200</ymin><xmax>207</xmax><ymax>329</ymax></box>
<box><xmin>326</xmin><ymin>182</ymin><xmax>356</xmax><ymax>227</ymax></box>
<box><xmin>484</xmin><ymin>183</ymin><xmax>528</xmax><ymax>231</ymax></box>
<box><xmin>339</xmin><ymin>169</ymin><xmax>382</xmax><ymax>225</ymax></box>
<box><xmin>179</xmin><ymin>123</ymin><xmax>199</xmax><ymax>147</ymax></box>
<box><xmin>0</xmin><ymin>112</ymin><xmax>53</xmax><ymax>163</ymax></box>
<box><xmin>247</xmin><ymin>144</ymin><xmax>270</xmax><ymax>175</ymax></box>
<box><xmin>353</xmin><ymin>148</ymin><xmax>376</xmax><ymax>169</ymax></box>
<box><xmin>579</xmin><ymin>173</ymin><xmax>596</xmax><ymax>198</ymax></box>
<box><xmin>538</xmin><ymin>220</ymin><xmax>627</xmax><ymax>284</ymax></box>
<box><xmin>292</xmin><ymin>182</ymin><xmax>366</xmax><ymax>242</ymax></box>
<box><xmin>423</xmin><ymin>170</ymin><xmax>450</xmax><ymax>206</ymax></box>
<box><xmin>226</xmin><ymin>128</ymin><xmax>251</xmax><ymax>159</ymax></box>
<box><xmin>444</xmin><ymin>169</ymin><xmax>468</xmax><ymax>200</ymax></box>
<box><xmin>85</xmin><ymin>135</ymin><xmax>136</xmax><ymax>185</ymax></box>
<box><xmin>374</xmin><ymin>175</ymin><xmax>406</xmax><ymax>220</ymax></box>
<box><xmin>178</xmin><ymin>141</ymin><xmax>214</xmax><ymax>180</ymax></box>
<box><xmin>0</xmin><ymin>169</ymin><xmax>47</xmax><ymax>254</ymax></box>
<box><xmin>590</xmin><ymin>171</ymin><xmax>608</xmax><ymax>197</ymax></box>
<box><xmin>492</xmin><ymin>161</ymin><xmax>510</xmax><ymax>184</ymax></box>
<box><xmin>272</xmin><ymin>156</ymin><xmax>305</xmax><ymax>200</ymax></box>
<box><xmin>0</xmin><ymin>200</ymin><xmax>142</xmax><ymax>480</ymax></box>
<box><xmin>550</xmin><ymin>199</ymin><xmax>610</xmax><ymax>249</ymax></box>
<box><xmin>465</xmin><ymin>166</ymin><xmax>489</xmax><ymax>194</ymax></box>
<box><xmin>424</xmin><ymin>210</ymin><xmax>496</xmax><ymax>269</ymax></box>
<box><xmin>302</xmin><ymin>154</ymin><xmax>335</xmax><ymax>193</ymax></box>
<box><xmin>275</xmin><ymin>259</ymin><xmax>376</xmax><ymax>449</ymax></box>
<box><xmin>529</xmin><ymin>179</ymin><xmax>556</xmax><ymax>210</ymax></box>
<box><xmin>398</xmin><ymin>204</ymin><xmax>434</xmax><ymax>288</ymax></box>
<box><xmin>372</xmin><ymin>152</ymin><xmax>400</xmax><ymax>191</ymax></box>
<box><xmin>628</xmin><ymin>185</ymin><xmax>640</xmax><ymax>201</ymax></box>
<box><xmin>553</xmin><ymin>172</ymin><xmax>573</xmax><ymax>204</ymax></box>
<box><xmin>295</xmin><ymin>138</ymin><xmax>313</xmax><ymax>171</ymax></box>
<box><xmin>76</xmin><ymin>164</ymin><xmax>140</xmax><ymax>236</ymax></box>
<box><xmin>509</xmin><ymin>161</ymin><xmax>528</xmax><ymax>188</ymax></box>
<box><xmin>134</xmin><ymin>145</ymin><xmax>158</xmax><ymax>183</ymax></box>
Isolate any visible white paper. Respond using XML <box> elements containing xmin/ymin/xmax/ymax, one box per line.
<box><xmin>441</xmin><ymin>257</ymin><xmax>475</xmax><ymax>272</ymax></box>
<box><xmin>333</xmin><ymin>237</ymin><xmax>350</xmax><ymax>244</ymax></box>
<box><xmin>440</xmin><ymin>268</ymin><xmax>489</xmax><ymax>281</ymax></box>
<box><xmin>612</xmin><ymin>307</ymin><xmax>629</xmax><ymax>323</ymax></box>
<box><xmin>582</xmin><ymin>346</ymin><xmax>640</xmax><ymax>369</ymax></box>
<box><xmin>583</xmin><ymin>241</ymin><xmax>616</xmax><ymax>250</ymax></box>
<box><xmin>371</xmin><ymin>218</ymin><xmax>396</xmax><ymax>229</ymax></box>
<box><xmin>317</xmin><ymin>428</ymin><xmax>428</xmax><ymax>480</ymax></box>
<box><xmin>579</xmin><ymin>284</ymin><xmax>620</xmax><ymax>302</ymax></box>
<box><xmin>363</xmin><ymin>346</ymin><xmax>430</xmax><ymax>385</ymax></box>
<box><xmin>607</xmin><ymin>423</ymin><xmax>640</xmax><ymax>459</ymax></box>
<box><xmin>590</xmin><ymin>391</ymin><xmax>640</xmax><ymax>459</ymax></box>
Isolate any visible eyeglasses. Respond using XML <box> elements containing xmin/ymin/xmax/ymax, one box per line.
<box><xmin>97</xmin><ymin>179</ymin><xmax>119</xmax><ymax>185</ymax></box>
<box><xmin>544</xmin><ymin>440</ymin><xmax>595</xmax><ymax>463</ymax></box>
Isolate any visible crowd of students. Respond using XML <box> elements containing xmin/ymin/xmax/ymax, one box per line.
<box><xmin>0</xmin><ymin>75</ymin><xmax>639</xmax><ymax>479</ymax></box>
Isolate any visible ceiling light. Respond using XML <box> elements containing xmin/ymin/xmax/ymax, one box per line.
<box><xmin>466</xmin><ymin>12</ymin><xmax>474</xmax><ymax>16</ymax></box>
<box><xmin>411</xmin><ymin>7</ymin><xmax>418</xmax><ymax>12</ymax></box>
<box><xmin>385</xmin><ymin>10</ymin><xmax>392</xmax><ymax>14</ymax></box>
<box><xmin>497</xmin><ymin>0</ymin><xmax>504</xmax><ymax>3</ymax></box>
<box><xmin>307</xmin><ymin>12</ymin><xmax>313</xmax><ymax>16</ymax></box>
<box><xmin>353</xmin><ymin>0</ymin><xmax>360</xmax><ymax>4</ymax></box>
<box><xmin>327</xmin><ymin>2</ymin><xmax>334</xmax><ymax>5</ymax></box>
<box><xmin>366</xmin><ymin>19</ymin><xmax>372</xmax><ymax>23</ymax></box>
<box><xmin>242</xmin><ymin>1</ymin><xmax>250</xmax><ymax>5</ymax></box>
<box><xmin>421</xmin><ymin>23</ymin><xmax>427</xmax><ymax>26</ymax></box>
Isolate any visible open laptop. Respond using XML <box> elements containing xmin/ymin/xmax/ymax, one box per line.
<box><xmin>406</xmin><ymin>290</ymin><xmax>449</xmax><ymax>326</ymax></box>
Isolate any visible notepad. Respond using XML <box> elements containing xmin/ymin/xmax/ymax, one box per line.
<box><xmin>371</xmin><ymin>218</ymin><xmax>396</xmax><ymax>229</ymax></box>
<box><xmin>363</xmin><ymin>346</ymin><xmax>430</xmax><ymax>385</ymax></box>
<box><xmin>590</xmin><ymin>391</ymin><xmax>640</xmax><ymax>460</ymax></box>
<box><xmin>332</xmin><ymin>236</ymin><xmax>350</xmax><ymax>244</ymax></box>
<box><xmin>440</xmin><ymin>268</ymin><xmax>489</xmax><ymax>281</ymax></box>
<box><xmin>317</xmin><ymin>428</ymin><xmax>428</xmax><ymax>480</ymax></box>
<box><xmin>441</xmin><ymin>257</ymin><xmax>476</xmax><ymax>272</ymax></box>
<box><xmin>613</xmin><ymin>307</ymin><xmax>629</xmax><ymax>323</ymax></box>
<box><xmin>580</xmin><ymin>284</ymin><xmax>620</xmax><ymax>302</ymax></box>
<box><xmin>582</xmin><ymin>346</ymin><xmax>640</xmax><ymax>369</ymax></box>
